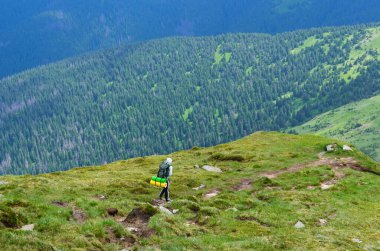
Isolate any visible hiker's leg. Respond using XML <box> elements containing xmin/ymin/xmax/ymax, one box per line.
<box><xmin>159</xmin><ymin>187</ymin><xmax>166</xmax><ymax>199</ymax></box>
<box><xmin>165</xmin><ymin>180</ymin><xmax>170</xmax><ymax>201</ymax></box>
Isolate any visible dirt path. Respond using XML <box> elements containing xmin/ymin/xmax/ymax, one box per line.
<box><xmin>259</xmin><ymin>152</ymin><xmax>379</xmax><ymax>189</ymax></box>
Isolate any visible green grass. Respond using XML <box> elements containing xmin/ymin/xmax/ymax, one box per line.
<box><xmin>182</xmin><ymin>106</ymin><xmax>194</xmax><ymax>122</ymax></box>
<box><xmin>0</xmin><ymin>132</ymin><xmax>379</xmax><ymax>250</ymax></box>
<box><xmin>291</xmin><ymin>36</ymin><xmax>320</xmax><ymax>55</ymax></box>
<box><xmin>213</xmin><ymin>45</ymin><xmax>232</xmax><ymax>66</ymax></box>
<box><xmin>291</xmin><ymin>95</ymin><xmax>380</xmax><ymax>162</ymax></box>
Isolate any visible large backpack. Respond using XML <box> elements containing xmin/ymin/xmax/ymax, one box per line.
<box><xmin>157</xmin><ymin>161</ymin><xmax>170</xmax><ymax>178</ymax></box>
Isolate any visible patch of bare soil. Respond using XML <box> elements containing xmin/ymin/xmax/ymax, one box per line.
<box><xmin>260</xmin><ymin>152</ymin><xmax>378</xmax><ymax>178</ymax></box>
<box><xmin>204</xmin><ymin>189</ymin><xmax>220</xmax><ymax>199</ymax></box>
<box><xmin>259</xmin><ymin>152</ymin><xmax>380</xmax><ymax>189</ymax></box>
<box><xmin>52</xmin><ymin>201</ymin><xmax>68</xmax><ymax>208</ymax></box>
<box><xmin>122</xmin><ymin>207</ymin><xmax>156</xmax><ymax>238</ymax></box>
<box><xmin>236</xmin><ymin>215</ymin><xmax>270</xmax><ymax>227</ymax></box>
<box><xmin>232</xmin><ymin>179</ymin><xmax>252</xmax><ymax>191</ymax></box>
<box><xmin>72</xmin><ymin>206</ymin><xmax>86</xmax><ymax>224</ymax></box>
<box><xmin>105</xmin><ymin>227</ymin><xmax>135</xmax><ymax>249</ymax></box>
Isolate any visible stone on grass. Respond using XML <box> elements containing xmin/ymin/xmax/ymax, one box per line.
<box><xmin>326</xmin><ymin>144</ymin><xmax>338</xmax><ymax>152</ymax></box>
<box><xmin>0</xmin><ymin>181</ymin><xmax>8</xmax><ymax>185</ymax></box>
<box><xmin>319</xmin><ymin>219</ymin><xmax>328</xmax><ymax>225</ymax></box>
<box><xmin>192</xmin><ymin>184</ymin><xmax>206</xmax><ymax>190</ymax></box>
<box><xmin>201</xmin><ymin>165</ymin><xmax>222</xmax><ymax>172</ymax></box>
<box><xmin>159</xmin><ymin>206</ymin><xmax>173</xmax><ymax>215</ymax></box>
<box><xmin>20</xmin><ymin>224</ymin><xmax>35</xmax><ymax>231</ymax></box>
<box><xmin>194</xmin><ymin>165</ymin><xmax>199</xmax><ymax>169</ymax></box>
<box><xmin>172</xmin><ymin>209</ymin><xmax>179</xmax><ymax>214</ymax></box>
<box><xmin>294</xmin><ymin>221</ymin><xmax>305</xmax><ymax>229</ymax></box>
<box><xmin>352</xmin><ymin>238</ymin><xmax>362</xmax><ymax>243</ymax></box>
<box><xmin>343</xmin><ymin>145</ymin><xmax>353</xmax><ymax>151</ymax></box>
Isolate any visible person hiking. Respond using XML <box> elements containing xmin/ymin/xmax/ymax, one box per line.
<box><xmin>158</xmin><ymin>158</ymin><xmax>173</xmax><ymax>202</ymax></box>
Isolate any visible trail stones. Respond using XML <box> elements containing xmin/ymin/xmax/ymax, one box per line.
<box><xmin>204</xmin><ymin>189</ymin><xmax>220</xmax><ymax>199</ymax></box>
<box><xmin>343</xmin><ymin>145</ymin><xmax>353</xmax><ymax>151</ymax></box>
<box><xmin>294</xmin><ymin>221</ymin><xmax>305</xmax><ymax>229</ymax></box>
<box><xmin>0</xmin><ymin>181</ymin><xmax>8</xmax><ymax>185</ymax></box>
<box><xmin>20</xmin><ymin>224</ymin><xmax>34</xmax><ymax>231</ymax></box>
<box><xmin>172</xmin><ymin>209</ymin><xmax>179</xmax><ymax>214</ymax></box>
<box><xmin>318</xmin><ymin>219</ymin><xmax>328</xmax><ymax>226</ymax></box>
<box><xmin>352</xmin><ymin>238</ymin><xmax>363</xmax><ymax>243</ymax></box>
<box><xmin>159</xmin><ymin>206</ymin><xmax>173</xmax><ymax>215</ymax></box>
<box><xmin>194</xmin><ymin>165</ymin><xmax>199</xmax><ymax>169</ymax></box>
<box><xmin>326</xmin><ymin>144</ymin><xmax>338</xmax><ymax>152</ymax></box>
<box><xmin>201</xmin><ymin>165</ymin><xmax>222</xmax><ymax>172</ymax></box>
<box><xmin>192</xmin><ymin>184</ymin><xmax>206</xmax><ymax>190</ymax></box>
<box><xmin>107</xmin><ymin>208</ymin><xmax>119</xmax><ymax>217</ymax></box>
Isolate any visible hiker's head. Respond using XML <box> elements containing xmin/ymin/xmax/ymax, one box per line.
<box><xmin>166</xmin><ymin>158</ymin><xmax>172</xmax><ymax>165</ymax></box>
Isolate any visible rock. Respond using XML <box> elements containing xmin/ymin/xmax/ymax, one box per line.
<box><xmin>159</xmin><ymin>206</ymin><xmax>173</xmax><ymax>215</ymax></box>
<box><xmin>0</xmin><ymin>194</ymin><xmax>3</xmax><ymax>198</ymax></box>
<box><xmin>126</xmin><ymin>227</ymin><xmax>139</xmax><ymax>232</ymax></box>
<box><xmin>107</xmin><ymin>208</ymin><xmax>118</xmax><ymax>216</ymax></box>
<box><xmin>201</xmin><ymin>165</ymin><xmax>222</xmax><ymax>172</ymax></box>
<box><xmin>0</xmin><ymin>181</ymin><xmax>8</xmax><ymax>185</ymax></box>
<box><xmin>20</xmin><ymin>224</ymin><xmax>34</xmax><ymax>231</ymax></box>
<box><xmin>343</xmin><ymin>145</ymin><xmax>353</xmax><ymax>151</ymax></box>
<box><xmin>172</xmin><ymin>209</ymin><xmax>179</xmax><ymax>214</ymax></box>
<box><xmin>321</xmin><ymin>184</ymin><xmax>334</xmax><ymax>190</ymax></box>
<box><xmin>352</xmin><ymin>238</ymin><xmax>362</xmax><ymax>243</ymax></box>
<box><xmin>326</xmin><ymin>144</ymin><xmax>338</xmax><ymax>152</ymax></box>
<box><xmin>194</xmin><ymin>165</ymin><xmax>199</xmax><ymax>169</ymax></box>
<box><xmin>192</xmin><ymin>184</ymin><xmax>206</xmax><ymax>190</ymax></box>
<box><xmin>204</xmin><ymin>189</ymin><xmax>220</xmax><ymax>199</ymax></box>
<box><xmin>318</xmin><ymin>219</ymin><xmax>327</xmax><ymax>225</ymax></box>
<box><xmin>294</xmin><ymin>221</ymin><xmax>305</xmax><ymax>229</ymax></box>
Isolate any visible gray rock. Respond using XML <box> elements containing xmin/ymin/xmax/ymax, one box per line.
<box><xmin>159</xmin><ymin>206</ymin><xmax>173</xmax><ymax>215</ymax></box>
<box><xmin>192</xmin><ymin>184</ymin><xmax>206</xmax><ymax>190</ymax></box>
<box><xmin>0</xmin><ymin>181</ymin><xmax>8</xmax><ymax>185</ymax></box>
<box><xmin>172</xmin><ymin>209</ymin><xmax>179</xmax><ymax>214</ymax></box>
<box><xmin>126</xmin><ymin>227</ymin><xmax>139</xmax><ymax>232</ymax></box>
<box><xmin>326</xmin><ymin>144</ymin><xmax>338</xmax><ymax>152</ymax></box>
<box><xmin>352</xmin><ymin>238</ymin><xmax>362</xmax><ymax>243</ymax></box>
<box><xmin>202</xmin><ymin>165</ymin><xmax>222</xmax><ymax>172</ymax></box>
<box><xmin>319</xmin><ymin>219</ymin><xmax>328</xmax><ymax>225</ymax></box>
<box><xmin>343</xmin><ymin>145</ymin><xmax>353</xmax><ymax>151</ymax></box>
<box><xmin>20</xmin><ymin>224</ymin><xmax>34</xmax><ymax>231</ymax></box>
<box><xmin>0</xmin><ymin>194</ymin><xmax>3</xmax><ymax>198</ymax></box>
<box><xmin>294</xmin><ymin>221</ymin><xmax>305</xmax><ymax>229</ymax></box>
<box><xmin>194</xmin><ymin>165</ymin><xmax>200</xmax><ymax>169</ymax></box>
<box><xmin>316</xmin><ymin>234</ymin><xmax>329</xmax><ymax>240</ymax></box>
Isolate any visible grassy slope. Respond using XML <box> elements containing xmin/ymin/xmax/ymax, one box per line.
<box><xmin>0</xmin><ymin>132</ymin><xmax>379</xmax><ymax>250</ymax></box>
<box><xmin>292</xmin><ymin>95</ymin><xmax>380</xmax><ymax>162</ymax></box>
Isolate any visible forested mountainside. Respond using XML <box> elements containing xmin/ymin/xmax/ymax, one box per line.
<box><xmin>1</xmin><ymin>24</ymin><xmax>380</xmax><ymax>175</ymax></box>
<box><xmin>1</xmin><ymin>0</ymin><xmax>380</xmax><ymax>78</ymax></box>
<box><xmin>291</xmin><ymin>95</ymin><xmax>380</xmax><ymax>162</ymax></box>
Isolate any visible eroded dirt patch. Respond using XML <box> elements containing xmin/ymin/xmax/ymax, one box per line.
<box><xmin>52</xmin><ymin>201</ymin><xmax>68</xmax><ymax>208</ymax></box>
<box><xmin>236</xmin><ymin>215</ymin><xmax>270</xmax><ymax>227</ymax></box>
<box><xmin>122</xmin><ymin>207</ymin><xmax>157</xmax><ymax>238</ymax></box>
<box><xmin>233</xmin><ymin>179</ymin><xmax>252</xmax><ymax>191</ymax></box>
<box><xmin>259</xmin><ymin>152</ymin><xmax>379</xmax><ymax>189</ymax></box>
<box><xmin>72</xmin><ymin>206</ymin><xmax>86</xmax><ymax>224</ymax></box>
<box><xmin>105</xmin><ymin>227</ymin><xmax>135</xmax><ymax>249</ymax></box>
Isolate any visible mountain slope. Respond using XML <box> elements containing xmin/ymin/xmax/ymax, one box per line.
<box><xmin>1</xmin><ymin>24</ymin><xmax>380</xmax><ymax>175</ymax></box>
<box><xmin>1</xmin><ymin>0</ymin><xmax>380</xmax><ymax>78</ymax></box>
<box><xmin>290</xmin><ymin>95</ymin><xmax>380</xmax><ymax>162</ymax></box>
<box><xmin>0</xmin><ymin>132</ymin><xmax>379</xmax><ymax>250</ymax></box>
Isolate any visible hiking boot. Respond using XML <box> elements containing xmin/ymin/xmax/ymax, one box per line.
<box><xmin>166</xmin><ymin>199</ymin><xmax>171</xmax><ymax>203</ymax></box>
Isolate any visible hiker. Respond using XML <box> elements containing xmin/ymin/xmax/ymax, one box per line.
<box><xmin>158</xmin><ymin>158</ymin><xmax>173</xmax><ymax>202</ymax></box>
